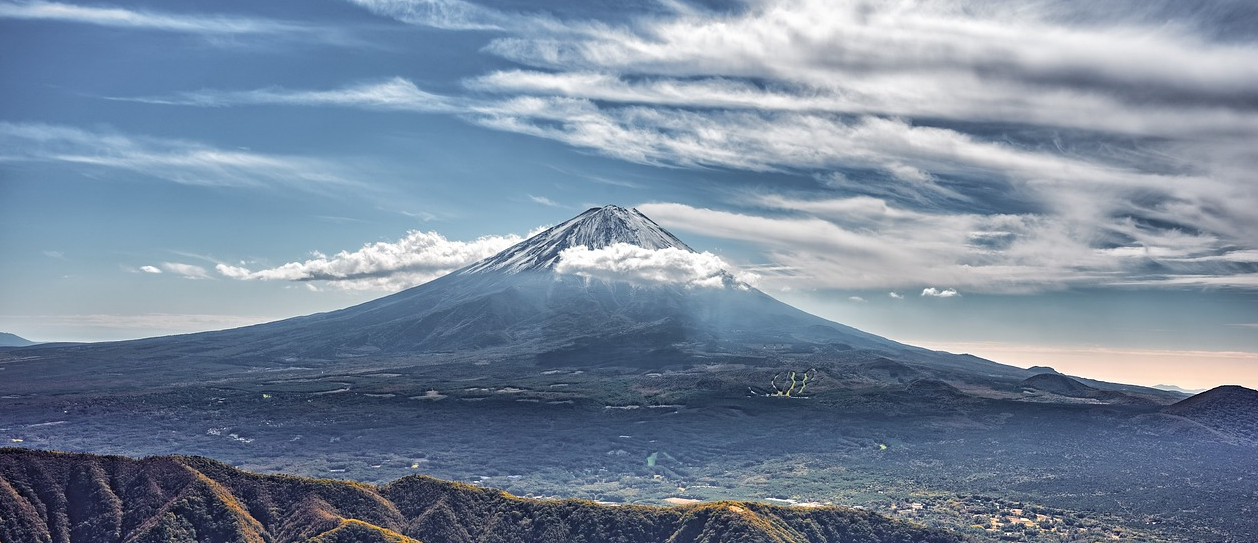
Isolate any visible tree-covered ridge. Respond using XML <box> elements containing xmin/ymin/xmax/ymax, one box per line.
<box><xmin>0</xmin><ymin>448</ymin><xmax>962</xmax><ymax>543</ymax></box>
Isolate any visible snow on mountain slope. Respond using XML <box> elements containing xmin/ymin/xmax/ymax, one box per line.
<box><xmin>463</xmin><ymin>205</ymin><xmax>692</xmax><ymax>274</ymax></box>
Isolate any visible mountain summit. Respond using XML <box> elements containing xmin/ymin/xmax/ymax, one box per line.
<box><xmin>464</xmin><ymin>205</ymin><xmax>692</xmax><ymax>274</ymax></box>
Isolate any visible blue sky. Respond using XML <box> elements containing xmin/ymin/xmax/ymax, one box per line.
<box><xmin>1</xmin><ymin>0</ymin><xmax>1256</xmax><ymax>389</ymax></box>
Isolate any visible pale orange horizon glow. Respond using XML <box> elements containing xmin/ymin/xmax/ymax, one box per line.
<box><xmin>910</xmin><ymin>341</ymin><xmax>1258</xmax><ymax>391</ymax></box>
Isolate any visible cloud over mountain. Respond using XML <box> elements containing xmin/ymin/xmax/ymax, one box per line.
<box><xmin>216</xmin><ymin>230</ymin><xmax>526</xmax><ymax>290</ymax></box>
<box><xmin>554</xmin><ymin>243</ymin><xmax>735</xmax><ymax>288</ymax></box>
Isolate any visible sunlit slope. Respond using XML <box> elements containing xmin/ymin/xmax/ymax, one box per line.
<box><xmin>0</xmin><ymin>448</ymin><xmax>962</xmax><ymax>543</ymax></box>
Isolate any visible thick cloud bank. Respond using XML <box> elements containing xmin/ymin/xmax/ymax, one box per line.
<box><xmin>216</xmin><ymin>230</ymin><xmax>524</xmax><ymax>290</ymax></box>
<box><xmin>554</xmin><ymin>243</ymin><xmax>740</xmax><ymax>289</ymax></box>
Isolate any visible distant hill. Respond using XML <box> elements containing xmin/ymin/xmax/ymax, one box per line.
<box><xmin>1018</xmin><ymin>373</ymin><xmax>1163</xmax><ymax>406</ymax></box>
<box><xmin>1162</xmin><ymin>385</ymin><xmax>1258</xmax><ymax>443</ymax></box>
<box><xmin>1020</xmin><ymin>373</ymin><xmax>1099</xmax><ymax>397</ymax></box>
<box><xmin>0</xmin><ymin>332</ymin><xmax>35</xmax><ymax>347</ymax></box>
<box><xmin>1152</xmin><ymin>384</ymin><xmax>1206</xmax><ymax>395</ymax></box>
<box><xmin>0</xmin><ymin>448</ymin><xmax>962</xmax><ymax>543</ymax></box>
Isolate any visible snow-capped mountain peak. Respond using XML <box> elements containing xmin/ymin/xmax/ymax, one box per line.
<box><xmin>462</xmin><ymin>205</ymin><xmax>693</xmax><ymax>274</ymax></box>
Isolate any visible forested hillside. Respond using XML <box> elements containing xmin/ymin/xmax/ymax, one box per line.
<box><xmin>0</xmin><ymin>449</ymin><xmax>961</xmax><ymax>543</ymax></box>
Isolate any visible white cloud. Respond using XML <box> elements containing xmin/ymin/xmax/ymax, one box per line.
<box><xmin>120</xmin><ymin>78</ymin><xmax>457</xmax><ymax>112</ymax></box>
<box><xmin>639</xmin><ymin>197</ymin><xmax>1258</xmax><ymax>292</ymax></box>
<box><xmin>0</xmin><ymin>122</ymin><xmax>361</xmax><ymax>191</ymax></box>
<box><xmin>468</xmin><ymin>69</ymin><xmax>1258</xmax><ymax>141</ymax></box>
<box><xmin>527</xmin><ymin>194</ymin><xmax>561</xmax><ymax>207</ymax></box>
<box><xmin>0</xmin><ymin>0</ymin><xmax>318</xmax><ymax>36</ymax></box>
<box><xmin>1113</xmin><ymin>273</ymin><xmax>1258</xmax><ymax>289</ymax></box>
<box><xmin>216</xmin><ymin>229</ymin><xmax>525</xmax><ymax>291</ymax></box>
<box><xmin>140</xmin><ymin>265</ymin><xmax>163</xmax><ymax>274</ymax></box>
<box><xmin>160</xmin><ymin>262</ymin><xmax>211</xmax><ymax>280</ymax></box>
<box><xmin>468</xmin><ymin>97</ymin><xmax>1233</xmax><ymax>213</ymax></box>
<box><xmin>921</xmin><ymin>287</ymin><xmax>960</xmax><ymax>298</ymax></box>
<box><xmin>636</xmin><ymin>201</ymin><xmax>1056</xmax><ymax>291</ymax></box>
<box><xmin>553</xmin><ymin>243</ymin><xmax>739</xmax><ymax>289</ymax></box>
<box><xmin>130</xmin><ymin>0</ymin><xmax>1258</xmax><ymax>293</ymax></box>
<box><xmin>121</xmin><ymin>78</ymin><xmax>1255</xmax><ymax>288</ymax></box>
<box><xmin>638</xmin><ymin>201</ymin><xmax>966</xmax><ymax>289</ymax></box>
<box><xmin>464</xmin><ymin>0</ymin><xmax>1258</xmax><ymax>293</ymax></box>
<box><xmin>848</xmin><ymin>296</ymin><xmax>866</xmax><ymax>303</ymax></box>
<box><xmin>481</xmin><ymin>0</ymin><xmax>1258</xmax><ymax>120</ymax></box>
<box><xmin>888</xmin><ymin>292</ymin><xmax>903</xmax><ymax>299</ymax></box>
<box><xmin>344</xmin><ymin>0</ymin><xmax>506</xmax><ymax>30</ymax></box>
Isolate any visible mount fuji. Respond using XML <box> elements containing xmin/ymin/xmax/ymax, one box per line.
<box><xmin>10</xmin><ymin>205</ymin><xmax>1035</xmax><ymax>383</ymax></box>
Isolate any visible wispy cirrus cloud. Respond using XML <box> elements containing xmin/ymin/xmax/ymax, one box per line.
<box><xmin>638</xmin><ymin>198</ymin><xmax>1258</xmax><ymax>292</ymax></box>
<box><xmin>342</xmin><ymin>0</ymin><xmax>506</xmax><ymax>30</ymax></box>
<box><xmin>0</xmin><ymin>122</ymin><xmax>361</xmax><ymax>192</ymax></box>
<box><xmin>526</xmin><ymin>194</ymin><xmax>561</xmax><ymax>207</ymax></box>
<box><xmin>158</xmin><ymin>262</ymin><xmax>212</xmax><ymax>280</ymax></box>
<box><xmin>477</xmin><ymin>0</ymin><xmax>1258</xmax><ymax>112</ymax></box>
<box><xmin>126</xmin><ymin>0</ymin><xmax>1258</xmax><ymax>293</ymax></box>
<box><xmin>118</xmin><ymin>77</ymin><xmax>457</xmax><ymax>112</ymax></box>
<box><xmin>465</xmin><ymin>0</ymin><xmax>1257</xmax><ymax>292</ymax></box>
<box><xmin>467</xmin><ymin>70</ymin><xmax>1258</xmax><ymax>141</ymax></box>
<box><xmin>0</xmin><ymin>0</ymin><xmax>323</xmax><ymax>37</ymax></box>
<box><xmin>215</xmin><ymin>229</ymin><xmax>528</xmax><ymax>291</ymax></box>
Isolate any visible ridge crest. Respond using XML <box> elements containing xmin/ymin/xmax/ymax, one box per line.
<box><xmin>462</xmin><ymin>205</ymin><xmax>693</xmax><ymax>274</ymax></box>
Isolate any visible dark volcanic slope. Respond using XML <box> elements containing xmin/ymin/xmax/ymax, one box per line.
<box><xmin>1163</xmin><ymin>385</ymin><xmax>1258</xmax><ymax>442</ymax></box>
<box><xmin>1017</xmin><ymin>373</ymin><xmax>1168</xmax><ymax>406</ymax></box>
<box><xmin>0</xmin><ymin>448</ymin><xmax>961</xmax><ymax>543</ymax></box>
<box><xmin>1020</xmin><ymin>373</ymin><xmax>1098</xmax><ymax>397</ymax></box>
